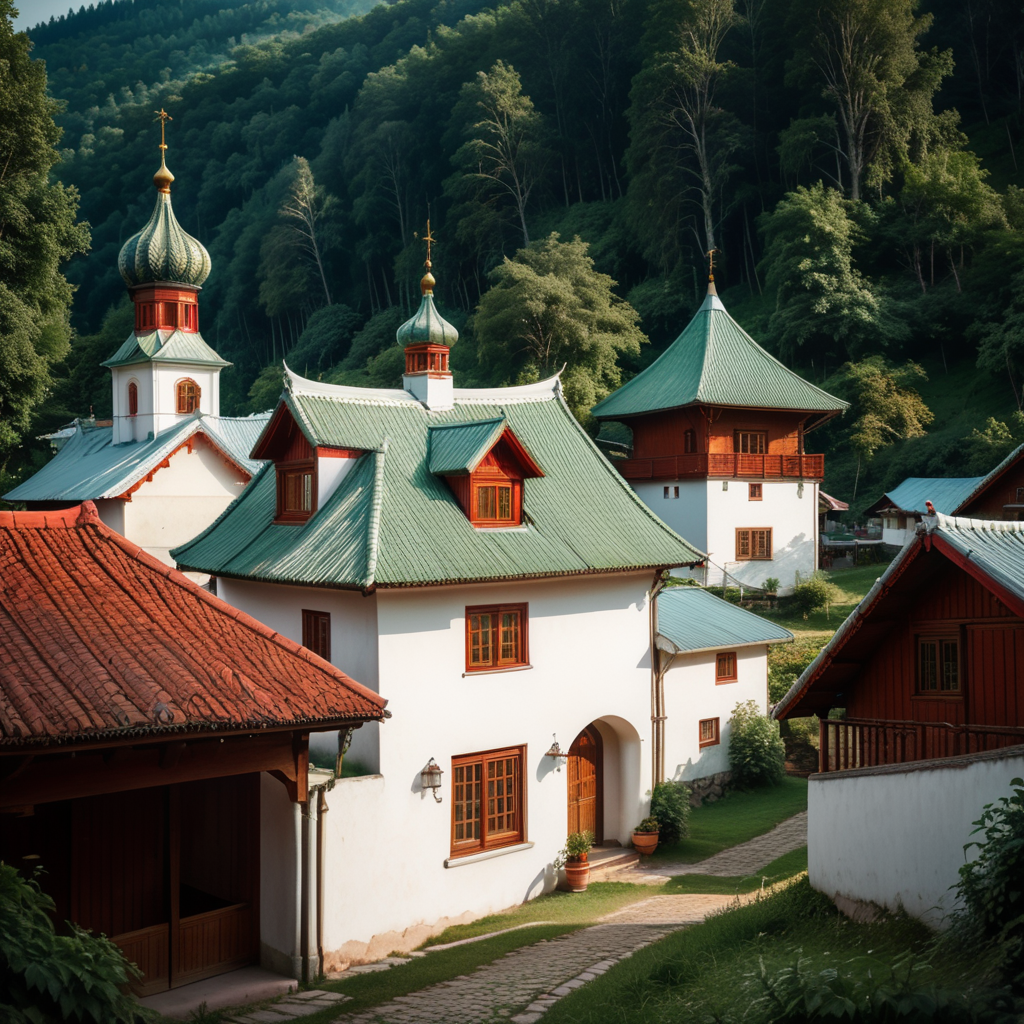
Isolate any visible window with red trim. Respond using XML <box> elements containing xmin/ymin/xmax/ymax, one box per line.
<box><xmin>466</xmin><ymin>604</ymin><xmax>528</xmax><ymax>671</ymax></box>
<box><xmin>276</xmin><ymin>462</ymin><xmax>316</xmax><ymax>522</ymax></box>
<box><xmin>302</xmin><ymin>610</ymin><xmax>331</xmax><ymax>660</ymax></box>
<box><xmin>451</xmin><ymin>746</ymin><xmax>524</xmax><ymax>856</ymax></box>
<box><xmin>127</xmin><ymin>382</ymin><xmax>138</xmax><ymax>417</ymax></box>
<box><xmin>699</xmin><ymin>718</ymin><xmax>720</xmax><ymax>747</ymax></box>
<box><xmin>176</xmin><ymin>378</ymin><xmax>201</xmax><ymax>414</ymax></box>
<box><xmin>715</xmin><ymin>652</ymin><xmax>737</xmax><ymax>682</ymax></box>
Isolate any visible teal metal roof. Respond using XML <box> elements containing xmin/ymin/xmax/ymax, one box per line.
<box><xmin>4</xmin><ymin>413</ymin><xmax>270</xmax><ymax>502</ymax></box>
<box><xmin>954</xmin><ymin>442</ymin><xmax>1024</xmax><ymax>513</ymax></box>
<box><xmin>172</xmin><ymin>371</ymin><xmax>704</xmax><ymax>589</ymax></box>
<box><xmin>101</xmin><ymin>328</ymin><xmax>230</xmax><ymax>369</ymax></box>
<box><xmin>773</xmin><ymin>513</ymin><xmax>1024</xmax><ymax>719</ymax></box>
<box><xmin>428</xmin><ymin>418</ymin><xmax>508</xmax><ymax>475</ymax></box>
<box><xmin>657</xmin><ymin>587</ymin><xmax>793</xmax><ymax>655</ymax></box>
<box><xmin>592</xmin><ymin>289</ymin><xmax>847</xmax><ymax>419</ymax></box>
<box><xmin>869</xmin><ymin>476</ymin><xmax>984</xmax><ymax>517</ymax></box>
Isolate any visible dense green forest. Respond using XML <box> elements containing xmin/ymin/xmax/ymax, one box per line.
<box><xmin>7</xmin><ymin>0</ymin><xmax>1024</xmax><ymax>511</ymax></box>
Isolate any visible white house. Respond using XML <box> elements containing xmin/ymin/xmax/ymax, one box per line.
<box><xmin>172</xmin><ymin>262</ymin><xmax>716</xmax><ymax>966</ymax></box>
<box><xmin>592</xmin><ymin>280</ymin><xmax>848</xmax><ymax>592</ymax></box>
<box><xmin>863</xmin><ymin>476</ymin><xmax>983</xmax><ymax>547</ymax></box>
<box><xmin>656</xmin><ymin>586</ymin><xmax>793</xmax><ymax>799</ymax></box>
<box><xmin>4</xmin><ymin>139</ymin><xmax>268</xmax><ymax>572</ymax></box>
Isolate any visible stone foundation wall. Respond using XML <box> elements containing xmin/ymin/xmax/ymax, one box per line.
<box><xmin>687</xmin><ymin>771</ymin><xmax>732</xmax><ymax>806</ymax></box>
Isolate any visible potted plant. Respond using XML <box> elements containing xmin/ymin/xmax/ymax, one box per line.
<box><xmin>631</xmin><ymin>816</ymin><xmax>660</xmax><ymax>856</ymax></box>
<box><xmin>559</xmin><ymin>830</ymin><xmax>595</xmax><ymax>892</ymax></box>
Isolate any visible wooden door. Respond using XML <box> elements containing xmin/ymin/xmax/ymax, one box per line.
<box><xmin>567</xmin><ymin>725</ymin><xmax>603</xmax><ymax>842</ymax></box>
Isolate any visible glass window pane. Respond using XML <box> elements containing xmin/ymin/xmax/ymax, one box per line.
<box><xmin>500</xmin><ymin>611</ymin><xmax>520</xmax><ymax>663</ymax></box>
<box><xmin>497</xmin><ymin>486</ymin><xmax>512</xmax><ymax>519</ymax></box>
<box><xmin>941</xmin><ymin>641</ymin><xmax>959</xmax><ymax>691</ymax></box>
<box><xmin>920</xmin><ymin>641</ymin><xmax>937</xmax><ymax>690</ymax></box>
<box><xmin>478</xmin><ymin>487</ymin><xmax>496</xmax><ymax>519</ymax></box>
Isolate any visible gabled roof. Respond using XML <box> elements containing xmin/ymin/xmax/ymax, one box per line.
<box><xmin>656</xmin><ymin>586</ymin><xmax>793</xmax><ymax>655</ymax></box>
<box><xmin>864</xmin><ymin>476</ymin><xmax>983</xmax><ymax>518</ymax></box>
<box><xmin>0</xmin><ymin>503</ymin><xmax>386</xmax><ymax>748</ymax></box>
<box><xmin>3</xmin><ymin>412</ymin><xmax>270</xmax><ymax>502</ymax></box>
<box><xmin>773</xmin><ymin>514</ymin><xmax>1024</xmax><ymax>719</ymax></box>
<box><xmin>427</xmin><ymin>418</ymin><xmax>543</xmax><ymax>478</ymax></box>
<box><xmin>819</xmin><ymin>491</ymin><xmax>849</xmax><ymax>512</ymax></box>
<box><xmin>101</xmin><ymin>328</ymin><xmax>230</xmax><ymax>368</ymax></box>
<box><xmin>953</xmin><ymin>442</ymin><xmax>1024</xmax><ymax>514</ymax></box>
<box><xmin>172</xmin><ymin>369</ymin><xmax>704</xmax><ymax>590</ymax></box>
<box><xmin>592</xmin><ymin>289</ymin><xmax>847</xmax><ymax>420</ymax></box>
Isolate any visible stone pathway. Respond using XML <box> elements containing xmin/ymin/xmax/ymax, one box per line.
<box><xmin>226</xmin><ymin>990</ymin><xmax>353</xmax><ymax>1022</ymax></box>
<box><xmin>618</xmin><ymin>811</ymin><xmax>808</xmax><ymax>883</ymax></box>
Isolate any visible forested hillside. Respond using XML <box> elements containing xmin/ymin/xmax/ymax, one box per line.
<box><xmin>11</xmin><ymin>0</ymin><xmax>1024</xmax><ymax>511</ymax></box>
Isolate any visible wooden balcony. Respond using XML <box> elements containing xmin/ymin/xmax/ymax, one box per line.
<box><xmin>819</xmin><ymin>717</ymin><xmax>1024</xmax><ymax>773</ymax></box>
<box><xmin>615</xmin><ymin>452</ymin><xmax>825</xmax><ymax>481</ymax></box>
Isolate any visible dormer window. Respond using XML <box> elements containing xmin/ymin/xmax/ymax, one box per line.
<box><xmin>128</xmin><ymin>382</ymin><xmax>138</xmax><ymax>417</ymax></box>
<box><xmin>428</xmin><ymin>418</ymin><xmax>543</xmax><ymax>530</ymax></box>
<box><xmin>277</xmin><ymin>462</ymin><xmax>316</xmax><ymax>522</ymax></box>
<box><xmin>176</xmin><ymin>378</ymin><xmax>200</xmax><ymax>414</ymax></box>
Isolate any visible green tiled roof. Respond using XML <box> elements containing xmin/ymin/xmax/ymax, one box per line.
<box><xmin>864</xmin><ymin>476</ymin><xmax>984</xmax><ymax>517</ymax></box>
<box><xmin>773</xmin><ymin>513</ymin><xmax>1024</xmax><ymax>719</ymax></box>
<box><xmin>657</xmin><ymin>587</ymin><xmax>793</xmax><ymax>655</ymax></box>
<box><xmin>3</xmin><ymin>413</ymin><xmax>270</xmax><ymax>502</ymax></box>
<box><xmin>172</xmin><ymin>371</ymin><xmax>704</xmax><ymax>589</ymax></box>
<box><xmin>428</xmin><ymin>418</ymin><xmax>508</xmax><ymax>475</ymax></box>
<box><xmin>101</xmin><ymin>328</ymin><xmax>230</xmax><ymax>369</ymax></box>
<box><xmin>592</xmin><ymin>290</ymin><xmax>847</xmax><ymax>419</ymax></box>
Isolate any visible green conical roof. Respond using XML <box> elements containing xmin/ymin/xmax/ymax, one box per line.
<box><xmin>593</xmin><ymin>288</ymin><xmax>847</xmax><ymax>419</ymax></box>
<box><xmin>118</xmin><ymin>163</ymin><xmax>211</xmax><ymax>288</ymax></box>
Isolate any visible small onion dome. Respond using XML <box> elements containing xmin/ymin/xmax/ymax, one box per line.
<box><xmin>396</xmin><ymin>269</ymin><xmax>459</xmax><ymax>349</ymax></box>
<box><xmin>118</xmin><ymin>161</ymin><xmax>211</xmax><ymax>288</ymax></box>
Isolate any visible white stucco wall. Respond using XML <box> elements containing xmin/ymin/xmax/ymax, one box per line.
<box><xmin>880</xmin><ymin>518</ymin><xmax>917</xmax><ymax>548</ymax></box>
<box><xmin>663</xmin><ymin>645</ymin><xmax>769</xmax><ymax>783</ymax></box>
<box><xmin>633</xmin><ymin>479</ymin><xmax>708</xmax><ymax>554</ymax></box>
<box><xmin>111</xmin><ymin>358</ymin><xmax>222</xmax><ymax>444</ymax></box>
<box><xmin>808</xmin><ymin>748</ymin><xmax>1024</xmax><ymax>926</ymax></box>
<box><xmin>260</xmin><ymin>772</ymin><xmax>301</xmax><ymax>976</ymax></box>
<box><xmin>222</xmin><ymin>571</ymin><xmax>655</xmax><ymax>965</ymax></box>
<box><xmin>123</xmin><ymin>439</ymin><xmax>249</xmax><ymax>565</ymax></box>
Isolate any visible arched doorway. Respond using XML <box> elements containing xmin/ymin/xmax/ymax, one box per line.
<box><xmin>567</xmin><ymin>724</ymin><xmax>603</xmax><ymax>842</ymax></box>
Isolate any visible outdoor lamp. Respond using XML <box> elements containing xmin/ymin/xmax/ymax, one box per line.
<box><xmin>545</xmin><ymin>734</ymin><xmax>569</xmax><ymax>759</ymax></box>
<box><xmin>421</xmin><ymin>757</ymin><xmax>443</xmax><ymax>802</ymax></box>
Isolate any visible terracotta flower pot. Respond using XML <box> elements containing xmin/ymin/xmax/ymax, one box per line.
<box><xmin>564</xmin><ymin>854</ymin><xmax>590</xmax><ymax>892</ymax></box>
<box><xmin>631</xmin><ymin>831</ymin><xmax>659</xmax><ymax>856</ymax></box>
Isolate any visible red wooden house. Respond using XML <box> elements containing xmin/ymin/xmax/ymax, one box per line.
<box><xmin>773</xmin><ymin>513</ymin><xmax>1024</xmax><ymax>771</ymax></box>
<box><xmin>0</xmin><ymin>503</ymin><xmax>387</xmax><ymax>995</ymax></box>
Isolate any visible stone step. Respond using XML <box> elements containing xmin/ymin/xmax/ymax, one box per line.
<box><xmin>587</xmin><ymin>847</ymin><xmax>639</xmax><ymax>880</ymax></box>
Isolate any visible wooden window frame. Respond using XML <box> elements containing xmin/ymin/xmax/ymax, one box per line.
<box><xmin>734</xmin><ymin>430</ymin><xmax>768</xmax><ymax>455</ymax></box>
<box><xmin>915</xmin><ymin>634</ymin><xmax>962</xmax><ymax>697</ymax></box>
<box><xmin>302</xmin><ymin>610</ymin><xmax>331</xmax><ymax>661</ymax></box>
<box><xmin>748</xmin><ymin>483</ymin><xmax>763</xmax><ymax>501</ymax></box>
<box><xmin>736</xmin><ymin>527</ymin><xmax>773</xmax><ymax>561</ymax></box>
<box><xmin>450</xmin><ymin>745</ymin><xmax>526</xmax><ymax>857</ymax></box>
<box><xmin>683</xmin><ymin>428</ymin><xmax>697</xmax><ymax>454</ymax></box>
<box><xmin>472</xmin><ymin>479</ymin><xmax>521</xmax><ymax>527</ymax></box>
<box><xmin>275</xmin><ymin>459</ymin><xmax>317</xmax><ymax>523</ymax></box>
<box><xmin>176</xmin><ymin>378</ymin><xmax>201</xmax><ymax>415</ymax></box>
<box><xmin>698</xmin><ymin>718</ymin><xmax>720</xmax><ymax>748</ymax></box>
<box><xmin>465</xmin><ymin>603</ymin><xmax>529</xmax><ymax>672</ymax></box>
<box><xmin>715</xmin><ymin>652</ymin><xmax>738</xmax><ymax>683</ymax></box>
<box><xmin>127</xmin><ymin>381</ymin><xmax>138</xmax><ymax>417</ymax></box>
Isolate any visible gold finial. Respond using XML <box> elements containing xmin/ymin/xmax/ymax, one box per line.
<box><xmin>152</xmin><ymin>108</ymin><xmax>175</xmax><ymax>194</ymax></box>
<box><xmin>417</xmin><ymin>219</ymin><xmax>436</xmax><ymax>295</ymax></box>
<box><xmin>706</xmin><ymin>247</ymin><xmax>718</xmax><ymax>281</ymax></box>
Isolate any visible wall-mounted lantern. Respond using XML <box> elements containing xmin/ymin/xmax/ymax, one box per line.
<box><xmin>421</xmin><ymin>757</ymin><xmax>443</xmax><ymax>802</ymax></box>
<box><xmin>545</xmin><ymin>734</ymin><xmax>569</xmax><ymax>759</ymax></box>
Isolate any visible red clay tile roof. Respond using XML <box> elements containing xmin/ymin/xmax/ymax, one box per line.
<box><xmin>0</xmin><ymin>502</ymin><xmax>387</xmax><ymax>747</ymax></box>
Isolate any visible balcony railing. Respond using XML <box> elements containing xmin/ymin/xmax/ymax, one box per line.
<box><xmin>616</xmin><ymin>453</ymin><xmax>825</xmax><ymax>481</ymax></box>
<box><xmin>819</xmin><ymin>717</ymin><xmax>1024</xmax><ymax>773</ymax></box>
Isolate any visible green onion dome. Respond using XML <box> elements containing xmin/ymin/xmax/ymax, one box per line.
<box><xmin>118</xmin><ymin>154</ymin><xmax>211</xmax><ymax>288</ymax></box>
<box><xmin>396</xmin><ymin>268</ymin><xmax>459</xmax><ymax>348</ymax></box>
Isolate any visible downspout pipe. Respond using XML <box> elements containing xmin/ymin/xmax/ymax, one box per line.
<box><xmin>650</xmin><ymin>571</ymin><xmax>667</xmax><ymax>787</ymax></box>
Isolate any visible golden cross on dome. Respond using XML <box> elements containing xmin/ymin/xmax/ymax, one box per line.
<box><xmin>154</xmin><ymin>108</ymin><xmax>173</xmax><ymax>151</ymax></box>
<box><xmin>423</xmin><ymin>219</ymin><xmax>435</xmax><ymax>268</ymax></box>
<box><xmin>706</xmin><ymin>247</ymin><xmax>719</xmax><ymax>280</ymax></box>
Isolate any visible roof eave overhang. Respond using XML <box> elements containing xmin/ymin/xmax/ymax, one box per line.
<box><xmin>656</xmin><ymin>634</ymin><xmax>793</xmax><ymax>656</ymax></box>
<box><xmin>595</xmin><ymin>400</ymin><xmax>847</xmax><ymax>422</ymax></box>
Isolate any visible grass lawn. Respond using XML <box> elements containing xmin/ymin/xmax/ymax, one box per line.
<box><xmin>662</xmin><ymin>846</ymin><xmax>807</xmax><ymax>895</ymax></box>
<box><xmin>650</xmin><ymin>776</ymin><xmax>807</xmax><ymax>864</ymax></box>
<box><xmin>760</xmin><ymin>563</ymin><xmax>887</xmax><ymax>636</ymax></box>
<box><xmin>540</xmin><ymin>878</ymin><xmax>1009</xmax><ymax>1024</ymax></box>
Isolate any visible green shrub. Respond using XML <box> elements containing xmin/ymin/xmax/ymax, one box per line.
<box><xmin>729</xmin><ymin>700</ymin><xmax>787</xmax><ymax>788</ymax></box>
<box><xmin>955</xmin><ymin>778</ymin><xmax>1024</xmax><ymax>977</ymax></box>
<box><xmin>650</xmin><ymin>780</ymin><xmax>691</xmax><ymax>843</ymax></box>
<box><xmin>791</xmin><ymin>571</ymin><xmax>841</xmax><ymax>619</ymax></box>
<box><xmin>768</xmin><ymin>637</ymin><xmax>827</xmax><ymax>704</ymax></box>
<box><xmin>0</xmin><ymin>864</ymin><xmax>146</xmax><ymax>1023</ymax></box>
<box><xmin>763</xmin><ymin>577</ymin><xmax>780</xmax><ymax>594</ymax></box>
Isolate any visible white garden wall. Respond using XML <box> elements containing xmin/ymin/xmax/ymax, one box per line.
<box><xmin>808</xmin><ymin>746</ymin><xmax>1024</xmax><ymax>926</ymax></box>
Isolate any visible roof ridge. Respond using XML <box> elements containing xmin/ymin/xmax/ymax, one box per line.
<box><xmin>362</xmin><ymin>445</ymin><xmax>387</xmax><ymax>590</ymax></box>
<box><xmin>54</xmin><ymin>500</ymin><xmax>389</xmax><ymax>712</ymax></box>
<box><xmin>929</xmin><ymin>511</ymin><xmax>1024</xmax><ymax>535</ymax></box>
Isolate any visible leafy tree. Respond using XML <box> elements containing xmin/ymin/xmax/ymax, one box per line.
<box><xmin>626</xmin><ymin>0</ymin><xmax>745</xmax><ymax>257</ymax></box>
<box><xmin>248</xmin><ymin>362</ymin><xmax>285</xmax><ymax>412</ymax></box>
<box><xmin>0</xmin><ymin>864</ymin><xmax>144</xmax><ymax>1023</ymax></box>
<box><xmin>791</xmin><ymin>569</ymin><xmax>841</xmax><ymax>619</ymax></box>
<box><xmin>728</xmin><ymin>699</ymin><xmax>786</xmax><ymax>787</ymax></box>
<box><xmin>784</xmin><ymin>0</ymin><xmax>952</xmax><ymax>200</ymax></box>
<box><xmin>0</xmin><ymin>0</ymin><xmax>90</xmax><ymax>471</ymax></box>
<box><xmin>276</xmin><ymin>156</ymin><xmax>335</xmax><ymax>307</ymax></box>
<box><xmin>451</xmin><ymin>61</ymin><xmax>549</xmax><ymax>247</ymax></box>
<box><xmin>287</xmin><ymin>303</ymin><xmax>362</xmax><ymax>373</ymax></box>
<box><xmin>471</xmin><ymin>233</ymin><xmax>646</xmax><ymax>422</ymax></box>
<box><xmin>975</xmin><ymin>270</ymin><xmax>1024</xmax><ymax>412</ymax></box>
<box><xmin>962</xmin><ymin>413</ymin><xmax>1024</xmax><ymax>474</ymax></box>
<box><xmin>825</xmin><ymin>356</ymin><xmax>934</xmax><ymax>497</ymax></box>
<box><xmin>760</xmin><ymin>183</ymin><xmax>907</xmax><ymax>363</ymax></box>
